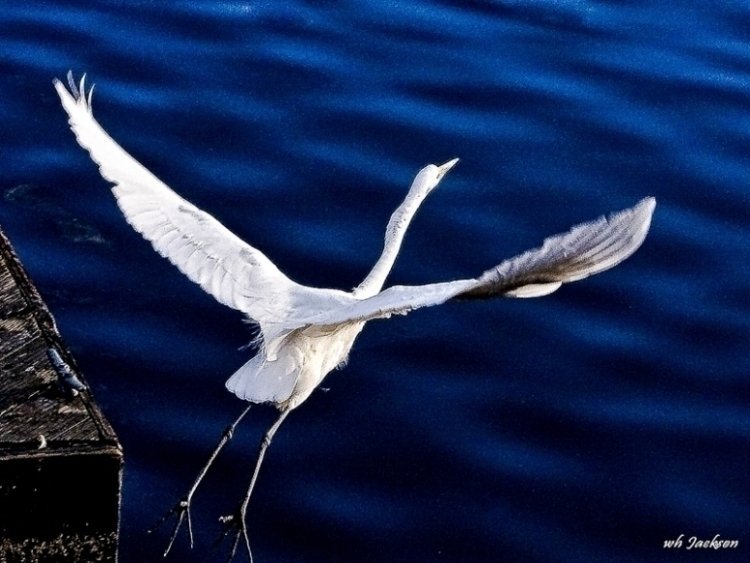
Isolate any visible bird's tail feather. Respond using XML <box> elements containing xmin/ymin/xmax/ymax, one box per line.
<box><xmin>225</xmin><ymin>352</ymin><xmax>298</xmax><ymax>405</ymax></box>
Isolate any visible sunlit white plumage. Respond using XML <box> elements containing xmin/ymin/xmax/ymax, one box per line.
<box><xmin>55</xmin><ymin>72</ymin><xmax>655</xmax><ymax>559</ymax></box>
<box><xmin>54</xmin><ymin>74</ymin><xmax>655</xmax><ymax>409</ymax></box>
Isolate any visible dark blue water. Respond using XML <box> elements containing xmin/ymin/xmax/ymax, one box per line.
<box><xmin>2</xmin><ymin>1</ymin><xmax>750</xmax><ymax>561</ymax></box>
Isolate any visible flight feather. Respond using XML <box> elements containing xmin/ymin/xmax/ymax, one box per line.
<box><xmin>295</xmin><ymin>198</ymin><xmax>655</xmax><ymax>328</ymax></box>
<box><xmin>53</xmin><ymin>73</ymin><xmax>309</xmax><ymax>328</ymax></box>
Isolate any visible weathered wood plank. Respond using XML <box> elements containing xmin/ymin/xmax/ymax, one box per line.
<box><xmin>0</xmin><ymin>226</ymin><xmax>122</xmax><ymax>562</ymax></box>
<box><xmin>0</xmin><ymin>251</ymin><xmax>26</xmax><ymax>320</ymax></box>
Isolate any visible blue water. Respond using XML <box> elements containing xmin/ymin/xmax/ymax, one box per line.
<box><xmin>2</xmin><ymin>1</ymin><xmax>750</xmax><ymax>561</ymax></box>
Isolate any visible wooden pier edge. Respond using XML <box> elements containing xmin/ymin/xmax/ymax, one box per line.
<box><xmin>0</xmin><ymin>226</ymin><xmax>122</xmax><ymax>562</ymax></box>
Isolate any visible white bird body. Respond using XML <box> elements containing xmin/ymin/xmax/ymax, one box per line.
<box><xmin>54</xmin><ymin>72</ymin><xmax>655</xmax><ymax>559</ymax></box>
<box><xmin>235</xmin><ymin>322</ymin><xmax>366</xmax><ymax>409</ymax></box>
<box><xmin>54</xmin><ymin>74</ymin><xmax>655</xmax><ymax>412</ymax></box>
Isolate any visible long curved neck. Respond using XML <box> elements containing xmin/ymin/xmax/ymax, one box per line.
<box><xmin>354</xmin><ymin>181</ymin><xmax>431</xmax><ymax>298</ymax></box>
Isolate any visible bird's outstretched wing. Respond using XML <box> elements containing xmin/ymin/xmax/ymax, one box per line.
<box><xmin>297</xmin><ymin>197</ymin><xmax>655</xmax><ymax>328</ymax></box>
<box><xmin>54</xmin><ymin>73</ymin><xmax>311</xmax><ymax>327</ymax></box>
<box><xmin>461</xmin><ymin>196</ymin><xmax>656</xmax><ymax>299</ymax></box>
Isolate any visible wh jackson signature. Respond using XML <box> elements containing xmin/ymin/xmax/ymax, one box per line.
<box><xmin>663</xmin><ymin>534</ymin><xmax>738</xmax><ymax>550</ymax></box>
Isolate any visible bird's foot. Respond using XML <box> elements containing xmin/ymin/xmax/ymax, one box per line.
<box><xmin>148</xmin><ymin>495</ymin><xmax>195</xmax><ymax>558</ymax></box>
<box><xmin>215</xmin><ymin>508</ymin><xmax>253</xmax><ymax>563</ymax></box>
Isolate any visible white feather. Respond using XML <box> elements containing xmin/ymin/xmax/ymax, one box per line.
<box><xmin>288</xmin><ymin>197</ymin><xmax>655</xmax><ymax>328</ymax></box>
<box><xmin>56</xmin><ymin>74</ymin><xmax>655</xmax><ymax>410</ymax></box>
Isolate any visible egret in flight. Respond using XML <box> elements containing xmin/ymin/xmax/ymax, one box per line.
<box><xmin>55</xmin><ymin>72</ymin><xmax>655</xmax><ymax>561</ymax></box>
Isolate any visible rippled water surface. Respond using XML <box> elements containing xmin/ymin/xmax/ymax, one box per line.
<box><xmin>2</xmin><ymin>2</ymin><xmax>750</xmax><ymax>561</ymax></box>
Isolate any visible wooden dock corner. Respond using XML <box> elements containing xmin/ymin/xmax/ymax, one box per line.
<box><xmin>0</xmin><ymin>226</ymin><xmax>122</xmax><ymax>562</ymax></box>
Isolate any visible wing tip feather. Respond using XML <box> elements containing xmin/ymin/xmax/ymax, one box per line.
<box><xmin>629</xmin><ymin>196</ymin><xmax>656</xmax><ymax>233</ymax></box>
<box><xmin>460</xmin><ymin>197</ymin><xmax>656</xmax><ymax>300</ymax></box>
<box><xmin>54</xmin><ymin>70</ymin><xmax>95</xmax><ymax>114</ymax></box>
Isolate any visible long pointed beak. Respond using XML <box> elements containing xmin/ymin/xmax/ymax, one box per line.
<box><xmin>436</xmin><ymin>157</ymin><xmax>459</xmax><ymax>179</ymax></box>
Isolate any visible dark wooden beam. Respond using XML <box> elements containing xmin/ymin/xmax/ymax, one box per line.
<box><xmin>0</xmin><ymin>226</ymin><xmax>122</xmax><ymax>562</ymax></box>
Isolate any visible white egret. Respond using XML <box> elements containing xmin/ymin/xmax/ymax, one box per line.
<box><xmin>55</xmin><ymin>72</ymin><xmax>655</xmax><ymax>561</ymax></box>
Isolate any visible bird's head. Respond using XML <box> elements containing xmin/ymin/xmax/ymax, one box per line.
<box><xmin>410</xmin><ymin>158</ymin><xmax>459</xmax><ymax>198</ymax></box>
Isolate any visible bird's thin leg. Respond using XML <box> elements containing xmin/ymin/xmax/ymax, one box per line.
<box><xmin>150</xmin><ymin>403</ymin><xmax>253</xmax><ymax>557</ymax></box>
<box><xmin>219</xmin><ymin>408</ymin><xmax>292</xmax><ymax>563</ymax></box>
